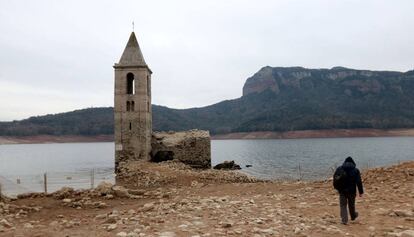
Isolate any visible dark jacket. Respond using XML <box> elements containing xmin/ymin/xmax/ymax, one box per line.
<box><xmin>336</xmin><ymin>157</ymin><xmax>364</xmax><ymax>195</ymax></box>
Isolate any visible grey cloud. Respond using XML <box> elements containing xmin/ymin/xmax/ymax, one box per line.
<box><xmin>1</xmin><ymin>0</ymin><xmax>413</xmax><ymax>120</ymax></box>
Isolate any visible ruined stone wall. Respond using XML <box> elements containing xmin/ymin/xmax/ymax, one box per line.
<box><xmin>151</xmin><ymin>130</ymin><xmax>211</xmax><ymax>169</ymax></box>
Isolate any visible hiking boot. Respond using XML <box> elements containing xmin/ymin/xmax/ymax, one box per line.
<box><xmin>351</xmin><ymin>212</ymin><xmax>359</xmax><ymax>221</ymax></box>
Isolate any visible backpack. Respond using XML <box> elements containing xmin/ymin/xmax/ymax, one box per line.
<box><xmin>333</xmin><ymin>166</ymin><xmax>348</xmax><ymax>191</ymax></box>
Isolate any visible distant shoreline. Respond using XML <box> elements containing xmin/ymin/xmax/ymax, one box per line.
<box><xmin>1</xmin><ymin>128</ymin><xmax>414</xmax><ymax>145</ymax></box>
<box><xmin>211</xmin><ymin>128</ymin><xmax>414</xmax><ymax>140</ymax></box>
<box><xmin>0</xmin><ymin>135</ymin><xmax>114</xmax><ymax>145</ymax></box>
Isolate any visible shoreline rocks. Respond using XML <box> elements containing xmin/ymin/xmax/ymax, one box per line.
<box><xmin>213</xmin><ymin>160</ymin><xmax>242</xmax><ymax>170</ymax></box>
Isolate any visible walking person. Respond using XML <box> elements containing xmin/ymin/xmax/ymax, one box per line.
<box><xmin>333</xmin><ymin>157</ymin><xmax>364</xmax><ymax>225</ymax></box>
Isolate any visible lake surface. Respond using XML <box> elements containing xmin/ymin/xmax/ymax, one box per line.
<box><xmin>0</xmin><ymin>137</ymin><xmax>413</xmax><ymax>195</ymax></box>
<box><xmin>212</xmin><ymin>137</ymin><xmax>414</xmax><ymax>179</ymax></box>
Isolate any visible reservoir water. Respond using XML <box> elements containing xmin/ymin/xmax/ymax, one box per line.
<box><xmin>0</xmin><ymin>137</ymin><xmax>413</xmax><ymax>195</ymax></box>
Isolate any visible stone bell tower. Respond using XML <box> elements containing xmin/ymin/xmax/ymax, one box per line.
<box><xmin>114</xmin><ymin>32</ymin><xmax>152</xmax><ymax>172</ymax></box>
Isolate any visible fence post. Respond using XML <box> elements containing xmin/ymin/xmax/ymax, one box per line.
<box><xmin>90</xmin><ymin>169</ymin><xmax>95</xmax><ymax>189</ymax></box>
<box><xmin>0</xmin><ymin>182</ymin><xmax>2</xmax><ymax>200</ymax></box>
<box><xmin>298</xmin><ymin>163</ymin><xmax>303</xmax><ymax>181</ymax></box>
<box><xmin>43</xmin><ymin>173</ymin><xmax>47</xmax><ymax>194</ymax></box>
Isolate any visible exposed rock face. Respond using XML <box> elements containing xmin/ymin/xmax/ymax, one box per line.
<box><xmin>242</xmin><ymin>66</ymin><xmax>396</xmax><ymax>96</ymax></box>
<box><xmin>242</xmin><ymin>66</ymin><xmax>279</xmax><ymax>96</ymax></box>
<box><xmin>341</xmin><ymin>78</ymin><xmax>383</xmax><ymax>93</ymax></box>
<box><xmin>151</xmin><ymin>130</ymin><xmax>211</xmax><ymax>169</ymax></box>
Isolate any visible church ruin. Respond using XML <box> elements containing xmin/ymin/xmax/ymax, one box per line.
<box><xmin>114</xmin><ymin>32</ymin><xmax>211</xmax><ymax>172</ymax></box>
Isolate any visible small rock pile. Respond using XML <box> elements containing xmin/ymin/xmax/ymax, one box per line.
<box><xmin>117</xmin><ymin>160</ymin><xmax>262</xmax><ymax>190</ymax></box>
<box><xmin>48</xmin><ymin>182</ymin><xmax>174</xmax><ymax>210</ymax></box>
<box><xmin>116</xmin><ymin>162</ymin><xmax>175</xmax><ymax>188</ymax></box>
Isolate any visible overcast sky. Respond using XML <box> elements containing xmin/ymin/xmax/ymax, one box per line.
<box><xmin>1</xmin><ymin>0</ymin><xmax>413</xmax><ymax>121</ymax></box>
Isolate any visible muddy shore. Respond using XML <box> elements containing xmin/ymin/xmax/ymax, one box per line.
<box><xmin>0</xmin><ymin>161</ymin><xmax>413</xmax><ymax>236</ymax></box>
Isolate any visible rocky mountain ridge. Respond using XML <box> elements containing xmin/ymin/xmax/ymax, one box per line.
<box><xmin>1</xmin><ymin>66</ymin><xmax>414</xmax><ymax>136</ymax></box>
<box><xmin>243</xmin><ymin>66</ymin><xmax>412</xmax><ymax>96</ymax></box>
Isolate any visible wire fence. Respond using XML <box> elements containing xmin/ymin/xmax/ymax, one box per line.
<box><xmin>279</xmin><ymin>164</ymin><xmax>340</xmax><ymax>181</ymax></box>
<box><xmin>0</xmin><ymin>159</ymin><xmax>384</xmax><ymax>198</ymax></box>
<box><xmin>0</xmin><ymin>168</ymin><xmax>115</xmax><ymax>198</ymax></box>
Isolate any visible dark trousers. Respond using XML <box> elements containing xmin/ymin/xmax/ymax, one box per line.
<box><xmin>339</xmin><ymin>193</ymin><xmax>356</xmax><ymax>223</ymax></box>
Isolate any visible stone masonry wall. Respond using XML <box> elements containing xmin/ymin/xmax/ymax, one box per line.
<box><xmin>151</xmin><ymin>130</ymin><xmax>211</xmax><ymax>169</ymax></box>
<box><xmin>114</xmin><ymin>67</ymin><xmax>152</xmax><ymax>173</ymax></box>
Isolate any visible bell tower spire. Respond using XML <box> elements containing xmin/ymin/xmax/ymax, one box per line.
<box><xmin>117</xmin><ymin>32</ymin><xmax>149</xmax><ymax>67</ymax></box>
<box><xmin>114</xmin><ymin>32</ymin><xmax>152</xmax><ymax>173</ymax></box>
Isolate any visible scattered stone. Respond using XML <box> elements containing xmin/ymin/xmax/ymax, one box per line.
<box><xmin>112</xmin><ymin>186</ymin><xmax>130</xmax><ymax>198</ymax></box>
<box><xmin>401</xmin><ymin>230</ymin><xmax>414</xmax><ymax>237</ymax></box>
<box><xmin>107</xmin><ymin>223</ymin><xmax>117</xmax><ymax>231</ymax></box>
<box><xmin>95</xmin><ymin>214</ymin><xmax>107</xmax><ymax>220</ymax></box>
<box><xmin>23</xmin><ymin>223</ymin><xmax>34</xmax><ymax>228</ymax></box>
<box><xmin>116</xmin><ymin>232</ymin><xmax>128</xmax><ymax>237</ymax></box>
<box><xmin>49</xmin><ymin>221</ymin><xmax>59</xmax><ymax>226</ymax></box>
<box><xmin>128</xmin><ymin>189</ymin><xmax>145</xmax><ymax>196</ymax></box>
<box><xmin>96</xmin><ymin>201</ymin><xmax>108</xmax><ymax>208</ymax></box>
<box><xmin>127</xmin><ymin>232</ymin><xmax>139</xmax><ymax>237</ymax></box>
<box><xmin>255</xmin><ymin>218</ymin><xmax>264</xmax><ymax>224</ymax></box>
<box><xmin>261</xmin><ymin>228</ymin><xmax>275</xmax><ymax>235</ymax></box>
<box><xmin>373</xmin><ymin>208</ymin><xmax>391</xmax><ymax>216</ymax></box>
<box><xmin>394</xmin><ymin>210</ymin><xmax>414</xmax><ymax>217</ymax></box>
<box><xmin>105</xmin><ymin>194</ymin><xmax>114</xmax><ymax>199</ymax></box>
<box><xmin>221</xmin><ymin>221</ymin><xmax>233</xmax><ymax>228</ymax></box>
<box><xmin>159</xmin><ymin>232</ymin><xmax>176</xmax><ymax>237</ymax></box>
<box><xmin>16</xmin><ymin>192</ymin><xmax>45</xmax><ymax>199</ymax></box>
<box><xmin>95</xmin><ymin>182</ymin><xmax>113</xmax><ymax>196</ymax></box>
<box><xmin>53</xmin><ymin>187</ymin><xmax>75</xmax><ymax>199</ymax></box>
<box><xmin>141</xmin><ymin>203</ymin><xmax>155</xmax><ymax>212</ymax></box>
<box><xmin>0</xmin><ymin>219</ymin><xmax>13</xmax><ymax>228</ymax></box>
<box><xmin>62</xmin><ymin>198</ymin><xmax>72</xmax><ymax>203</ymax></box>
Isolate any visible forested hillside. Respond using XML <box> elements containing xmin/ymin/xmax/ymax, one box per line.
<box><xmin>1</xmin><ymin>66</ymin><xmax>414</xmax><ymax>136</ymax></box>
